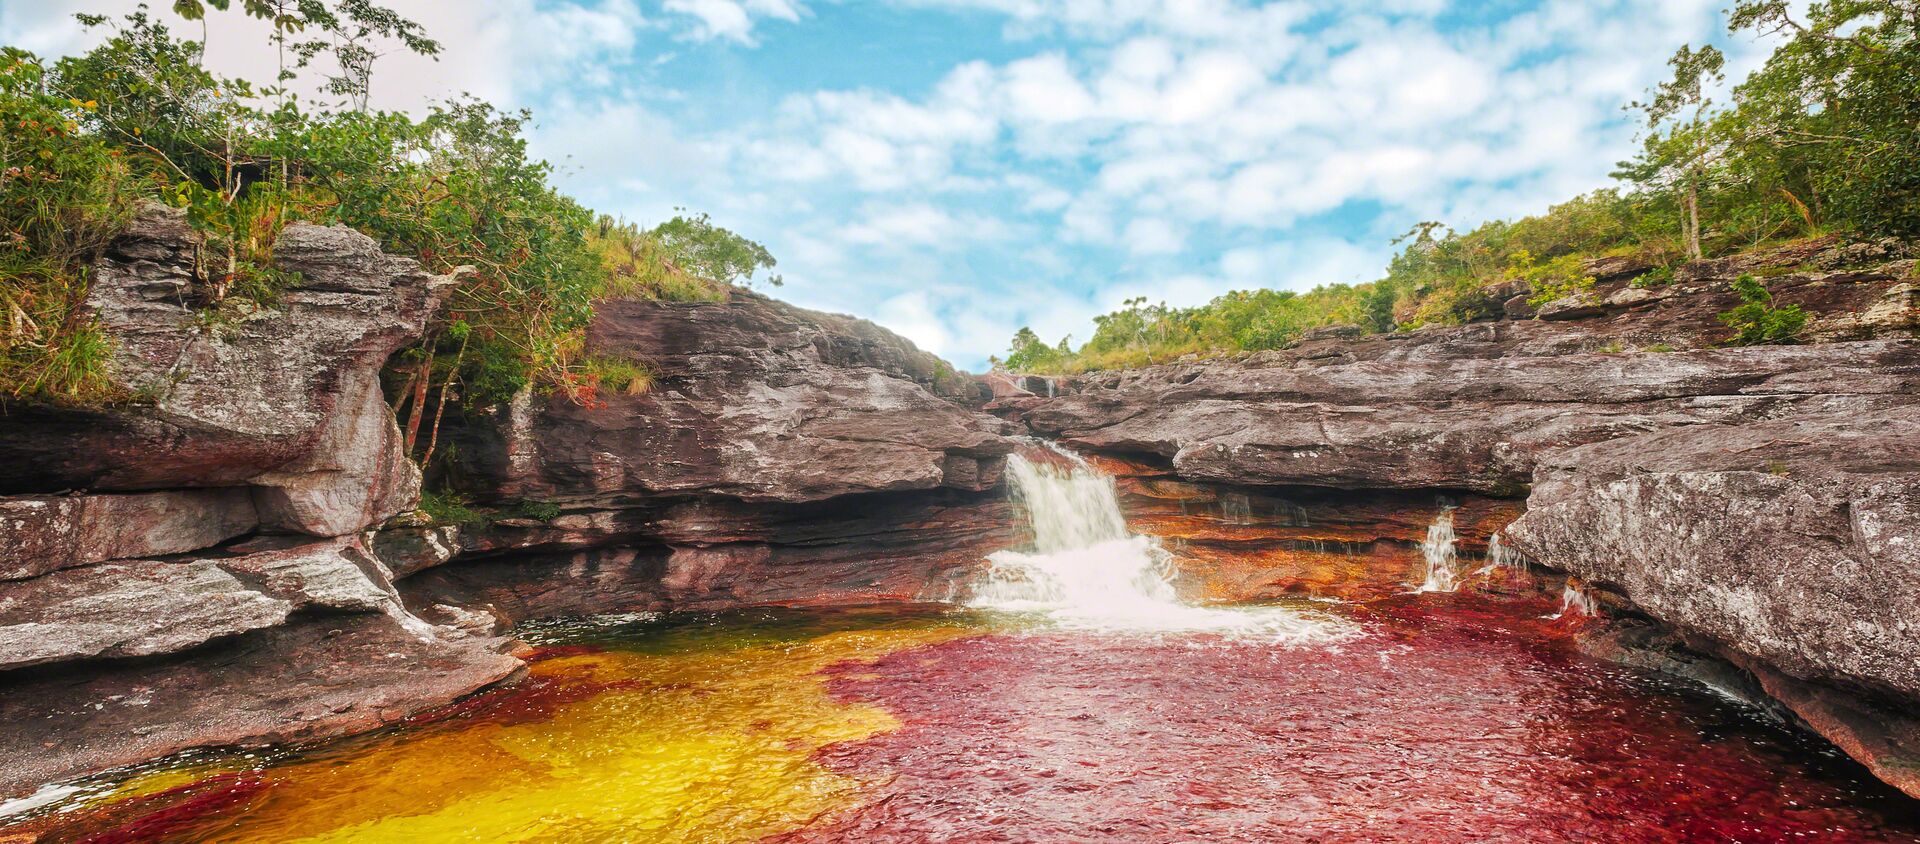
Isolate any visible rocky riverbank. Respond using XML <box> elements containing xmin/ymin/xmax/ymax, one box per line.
<box><xmin>0</xmin><ymin>207</ymin><xmax>1015</xmax><ymax>796</ymax></box>
<box><xmin>989</xmin><ymin>245</ymin><xmax>1920</xmax><ymax>795</ymax></box>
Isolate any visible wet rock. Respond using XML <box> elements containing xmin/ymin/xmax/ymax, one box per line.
<box><xmin>0</xmin><ymin>489</ymin><xmax>258</xmax><ymax>581</ymax></box>
<box><xmin>1501</xmin><ymin>406</ymin><xmax>1920</xmax><ymax>795</ymax></box>
<box><xmin>401</xmin><ymin>489</ymin><xmax>1015</xmax><ymax>624</ymax></box>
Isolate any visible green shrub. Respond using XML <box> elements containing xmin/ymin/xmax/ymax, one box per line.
<box><xmin>1511</xmin><ymin>250</ymin><xmax>1598</xmax><ymax>307</ymax></box>
<box><xmin>419</xmin><ymin>490</ymin><xmax>484</xmax><ymax>526</ymax></box>
<box><xmin>1718</xmin><ymin>274</ymin><xmax>1807</xmax><ymax>345</ymax></box>
<box><xmin>1630</xmin><ymin>266</ymin><xmax>1676</xmax><ymax>288</ymax></box>
<box><xmin>0</xmin><ymin>48</ymin><xmax>136</xmax><ymax>403</ymax></box>
<box><xmin>508</xmin><ymin>499</ymin><xmax>562</xmax><ymax>522</ymax></box>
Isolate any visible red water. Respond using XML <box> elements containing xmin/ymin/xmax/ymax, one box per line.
<box><xmin>779</xmin><ymin>594</ymin><xmax>1920</xmax><ymax>843</ymax></box>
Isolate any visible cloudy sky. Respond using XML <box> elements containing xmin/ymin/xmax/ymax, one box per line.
<box><xmin>3</xmin><ymin>0</ymin><xmax>1766</xmax><ymax>369</ymax></box>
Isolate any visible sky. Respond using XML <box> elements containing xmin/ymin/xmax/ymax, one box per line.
<box><xmin>2</xmin><ymin>0</ymin><xmax>1773</xmax><ymax>370</ymax></box>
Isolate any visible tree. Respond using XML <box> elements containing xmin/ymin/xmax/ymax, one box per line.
<box><xmin>649</xmin><ymin>211</ymin><xmax>782</xmax><ymax>288</ymax></box>
<box><xmin>1720</xmin><ymin>0</ymin><xmax>1920</xmax><ymax>237</ymax></box>
<box><xmin>1618</xmin><ymin>44</ymin><xmax>1727</xmax><ymax>261</ymax></box>
<box><xmin>1719</xmin><ymin>273</ymin><xmax>1807</xmax><ymax>344</ymax></box>
<box><xmin>168</xmin><ymin>0</ymin><xmax>438</xmax><ymax>112</ymax></box>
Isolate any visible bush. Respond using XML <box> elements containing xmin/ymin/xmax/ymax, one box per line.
<box><xmin>418</xmin><ymin>490</ymin><xmax>484</xmax><ymax>526</ymax></box>
<box><xmin>0</xmin><ymin>48</ymin><xmax>136</xmax><ymax>403</ymax></box>
<box><xmin>1718</xmin><ymin>274</ymin><xmax>1806</xmax><ymax>345</ymax></box>
<box><xmin>1510</xmin><ymin>250</ymin><xmax>1597</xmax><ymax>307</ymax></box>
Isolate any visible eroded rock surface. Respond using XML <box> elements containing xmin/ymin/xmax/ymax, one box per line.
<box><xmin>994</xmin><ymin>257</ymin><xmax>1920</xmax><ymax>795</ymax></box>
<box><xmin>397</xmin><ymin>292</ymin><xmax>1018</xmax><ymax>627</ymax></box>
<box><xmin>0</xmin><ymin>204</ymin><xmax>442</xmax><ymax>533</ymax></box>
<box><xmin>461</xmin><ymin>293</ymin><xmax>1011</xmax><ymax>503</ymax></box>
<box><xmin>0</xmin><ymin>207</ymin><xmax>512</xmax><ymax>798</ymax></box>
<box><xmin>1499</xmin><ymin>407</ymin><xmax>1920</xmax><ymax>792</ymax></box>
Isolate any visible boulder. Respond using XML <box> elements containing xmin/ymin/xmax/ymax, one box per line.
<box><xmin>1502</xmin><ymin>408</ymin><xmax>1920</xmax><ymax>702</ymax></box>
<box><xmin>1501</xmin><ymin>407</ymin><xmax>1920</xmax><ymax>796</ymax></box>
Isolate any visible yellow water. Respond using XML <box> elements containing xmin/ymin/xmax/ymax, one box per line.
<box><xmin>12</xmin><ymin>608</ymin><xmax>978</xmax><ymax>843</ymax></box>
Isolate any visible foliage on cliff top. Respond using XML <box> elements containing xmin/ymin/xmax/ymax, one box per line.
<box><xmin>999</xmin><ymin>0</ymin><xmax>1920</xmax><ymax>375</ymax></box>
<box><xmin>0</xmin><ymin>3</ymin><xmax>780</xmax><ymax>413</ymax></box>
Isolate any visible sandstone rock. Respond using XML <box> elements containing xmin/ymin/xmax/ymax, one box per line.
<box><xmin>371</xmin><ymin>523</ymin><xmax>465</xmax><ymax>579</ymax></box>
<box><xmin>0</xmin><ymin>560</ymin><xmax>291</xmax><ymax>672</ymax></box>
<box><xmin>0</xmin><ymin>204</ymin><xmax>443</xmax><ymax>542</ymax></box>
<box><xmin>1502</xmin><ymin>406</ymin><xmax>1920</xmax><ymax>703</ymax></box>
<box><xmin>455</xmin><ymin>292</ymin><xmax>1011</xmax><ymax>504</ymax></box>
<box><xmin>400</xmin><ymin>489</ymin><xmax>1016</xmax><ymax>624</ymax></box>
<box><xmin>214</xmin><ymin>536</ymin><xmax>402</xmax><ymax>614</ymax></box>
<box><xmin>0</xmin><ymin>612</ymin><xmax>520</xmax><ymax>799</ymax></box>
<box><xmin>1012</xmin><ymin>340</ymin><xmax>1920</xmax><ymax>493</ymax></box>
<box><xmin>0</xmin><ymin>489</ymin><xmax>257</xmax><ymax>581</ymax></box>
<box><xmin>1582</xmin><ymin>254</ymin><xmax>1654</xmax><ymax>282</ymax></box>
<box><xmin>1534</xmin><ymin>293</ymin><xmax>1606</xmax><ymax>320</ymax></box>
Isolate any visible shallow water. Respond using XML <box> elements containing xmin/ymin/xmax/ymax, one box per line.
<box><xmin>8</xmin><ymin>598</ymin><xmax>1920</xmax><ymax>843</ymax></box>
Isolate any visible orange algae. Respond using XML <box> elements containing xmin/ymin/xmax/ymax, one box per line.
<box><xmin>7</xmin><ymin>612</ymin><xmax>977</xmax><ymax>843</ymax></box>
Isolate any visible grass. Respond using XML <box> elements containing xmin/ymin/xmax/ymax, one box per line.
<box><xmin>418</xmin><ymin>490</ymin><xmax>485</xmax><ymax>527</ymax></box>
<box><xmin>581</xmin><ymin>354</ymin><xmax>655</xmax><ymax>396</ymax></box>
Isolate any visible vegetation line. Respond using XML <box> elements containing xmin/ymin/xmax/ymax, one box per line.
<box><xmin>997</xmin><ymin>0</ymin><xmax>1918</xmax><ymax>375</ymax></box>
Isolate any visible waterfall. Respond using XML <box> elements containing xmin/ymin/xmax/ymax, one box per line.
<box><xmin>971</xmin><ymin>444</ymin><xmax>1350</xmax><ymax>643</ymax></box>
<box><xmin>1414</xmin><ymin>507</ymin><xmax>1462</xmax><ymax>593</ymax></box>
<box><xmin>1474</xmin><ymin>532</ymin><xmax>1528</xmax><ymax>577</ymax></box>
<box><xmin>1548</xmin><ymin>581</ymin><xmax>1600</xmax><ymax>620</ymax></box>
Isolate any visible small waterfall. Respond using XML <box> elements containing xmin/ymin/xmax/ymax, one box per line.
<box><xmin>1474</xmin><ymin>532</ymin><xmax>1528</xmax><ymax>577</ymax></box>
<box><xmin>971</xmin><ymin>445</ymin><xmax>1349</xmax><ymax>643</ymax></box>
<box><xmin>1548</xmin><ymin>581</ymin><xmax>1600</xmax><ymax>620</ymax></box>
<box><xmin>1414</xmin><ymin>507</ymin><xmax>1462</xmax><ymax>593</ymax></box>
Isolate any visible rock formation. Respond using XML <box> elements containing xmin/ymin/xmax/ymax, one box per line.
<box><xmin>0</xmin><ymin>210</ymin><xmax>1015</xmax><ymax>797</ymax></box>
<box><xmin>991</xmin><ymin>247</ymin><xmax>1920</xmax><ymax>794</ymax></box>
<box><xmin>404</xmin><ymin>291</ymin><xmax>1016</xmax><ymax>623</ymax></box>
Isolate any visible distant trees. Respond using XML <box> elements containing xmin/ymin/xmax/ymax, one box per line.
<box><xmin>999</xmin><ymin>0</ymin><xmax>1918</xmax><ymax>374</ymax></box>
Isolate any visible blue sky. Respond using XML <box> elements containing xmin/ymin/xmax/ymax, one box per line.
<box><xmin>4</xmin><ymin>0</ymin><xmax>1767</xmax><ymax>370</ymax></box>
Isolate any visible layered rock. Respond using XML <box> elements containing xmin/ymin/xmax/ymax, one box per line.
<box><xmin>1071</xmin><ymin>452</ymin><xmax>1524</xmax><ymax>602</ymax></box>
<box><xmin>413</xmin><ymin>292</ymin><xmax>1017</xmax><ymax>623</ymax></box>
<box><xmin>1501</xmin><ymin>407</ymin><xmax>1920</xmax><ymax>794</ymax></box>
<box><xmin>994</xmin><ymin>252</ymin><xmax>1920</xmax><ymax>793</ymax></box>
<box><xmin>461</xmin><ymin>293</ymin><xmax>1009</xmax><ymax>503</ymax></box>
<box><xmin>0</xmin><ymin>207</ymin><xmax>518</xmax><ymax>798</ymax></box>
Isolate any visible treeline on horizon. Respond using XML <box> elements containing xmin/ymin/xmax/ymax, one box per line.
<box><xmin>0</xmin><ymin>0</ymin><xmax>786</xmax><ymax>452</ymax></box>
<box><xmin>1000</xmin><ymin>0</ymin><xmax>1920</xmax><ymax>375</ymax></box>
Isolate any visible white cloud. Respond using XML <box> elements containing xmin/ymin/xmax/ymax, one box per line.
<box><xmin>662</xmin><ymin>0</ymin><xmax>805</xmax><ymax>45</ymax></box>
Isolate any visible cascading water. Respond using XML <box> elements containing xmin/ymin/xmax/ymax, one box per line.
<box><xmin>1476</xmin><ymin>532</ymin><xmax>1527</xmax><ymax>576</ymax></box>
<box><xmin>1549</xmin><ymin>580</ymin><xmax>1601</xmax><ymax>620</ymax></box>
<box><xmin>970</xmin><ymin>444</ymin><xmax>1350</xmax><ymax>643</ymax></box>
<box><xmin>1414</xmin><ymin>507</ymin><xmax>1462</xmax><ymax>593</ymax></box>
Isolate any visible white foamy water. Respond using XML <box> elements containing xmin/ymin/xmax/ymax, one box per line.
<box><xmin>1414</xmin><ymin>507</ymin><xmax>1462</xmax><ymax>593</ymax></box>
<box><xmin>1548</xmin><ymin>581</ymin><xmax>1600</xmax><ymax>620</ymax></box>
<box><xmin>970</xmin><ymin>445</ymin><xmax>1351</xmax><ymax>644</ymax></box>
